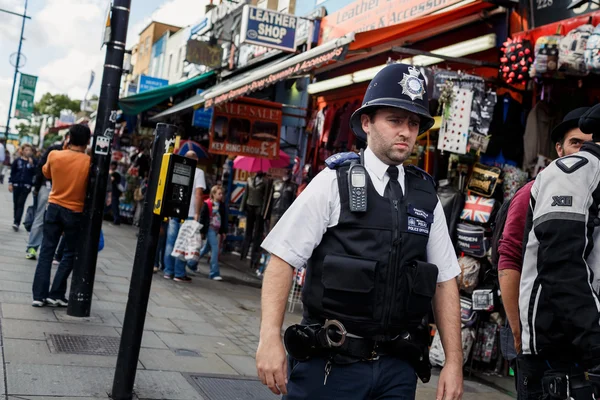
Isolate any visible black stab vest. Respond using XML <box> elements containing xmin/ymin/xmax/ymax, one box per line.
<box><xmin>302</xmin><ymin>163</ymin><xmax>439</xmax><ymax>340</ymax></box>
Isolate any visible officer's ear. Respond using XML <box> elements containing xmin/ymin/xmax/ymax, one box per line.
<box><xmin>361</xmin><ymin>113</ymin><xmax>372</xmax><ymax>135</ymax></box>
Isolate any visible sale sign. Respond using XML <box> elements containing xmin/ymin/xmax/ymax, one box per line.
<box><xmin>209</xmin><ymin>98</ymin><xmax>282</xmax><ymax>160</ymax></box>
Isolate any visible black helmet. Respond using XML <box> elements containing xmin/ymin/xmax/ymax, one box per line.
<box><xmin>350</xmin><ymin>63</ymin><xmax>435</xmax><ymax>141</ymax></box>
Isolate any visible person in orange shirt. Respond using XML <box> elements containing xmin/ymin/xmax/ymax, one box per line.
<box><xmin>31</xmin><ymin>124</ymin><xmax>91</xmax><ymax>307</ymax></box>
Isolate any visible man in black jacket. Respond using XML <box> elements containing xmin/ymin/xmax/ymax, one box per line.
<box><xmin>25</xmin><ymin>136</ymin><xmax>68</xmax><ymax>260</ymax></box>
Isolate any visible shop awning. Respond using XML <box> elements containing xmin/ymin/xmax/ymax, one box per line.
<box><xmin>149</xmin><ymin>91</ymin><xmax>207</xmax><ymax>121</ymax></box>
<box><xmin>150</xmin><ymin>55</ymin><xmax>295</xmax><ymax>121</ymax></box>
<box><xmin>349</xmin><ymin>0</ymin><xmax>496</xmax><ymax>51</ymax></box>
<box><xmin>118</xmin><ymin>71</ymin><xmax>216</xmax><ymax>115</ymax></box>
<box><xmin>203</xmin><ymin>33</ymin><xmax>355</xmax><ymax>108</ymax></box>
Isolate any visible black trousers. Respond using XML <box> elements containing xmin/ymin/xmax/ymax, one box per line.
<box><xmin>241</xmin><ymin>205</ymin><xmax>264</xmax><ymax>267</ymax></box>
<box><xmin>13</xmin><ymin>186</ymin><xmax>30</xmax><ymax>226</ymax></box>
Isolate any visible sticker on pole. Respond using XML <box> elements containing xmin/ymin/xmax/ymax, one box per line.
<box><xmin>95</xmin><ymin>136</ymin><xmax>111</xmax><ymax>156</ymax></box>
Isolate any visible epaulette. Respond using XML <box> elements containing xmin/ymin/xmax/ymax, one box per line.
<box><xmin>405</xmin><ymin>165</ymin><xmax>436</xmax><ymax>186</ymax></box>
<box><xmin>325</xmin><ymin>152</ymin><xmax>360</xmax><ymax>169</ymax></box>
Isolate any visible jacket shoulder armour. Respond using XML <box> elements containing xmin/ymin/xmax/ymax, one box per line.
<box><xmin>325</xmin><ymin>152</ymin><xmax>360</xmax><ymax>169</ymax></box>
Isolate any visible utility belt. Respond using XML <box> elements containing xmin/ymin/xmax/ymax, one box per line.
<box><xmin>542</xmin><ymin>370</ymin><xmax>600</xmax><ymax>399</ymax></box>
<box><xmin>284</xmin><ymin>319</ymin><xmax>432</xmax><ymax>383</ymax></box>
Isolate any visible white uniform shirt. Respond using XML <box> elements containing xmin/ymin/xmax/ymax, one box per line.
<box><xmin>261</xmin><ymin>147</ymin><xmax>461</xmax><ymax>283</ymax></box>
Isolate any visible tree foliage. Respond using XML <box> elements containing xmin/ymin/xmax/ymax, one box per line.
<box><xmin>15</xmin><ymin>123</ymin><xmax>41</xmax><ymax>138</ymax></box>
<box><xmin>34</xmin><ymin>93</ymin><xmax>81</xmax><ymax>118</ymax></box>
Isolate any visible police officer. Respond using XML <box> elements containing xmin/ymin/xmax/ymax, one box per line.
<box><xmin>519</xmin><ymin>103</ymin><xmax>600</xmax><ymax>399</ymax></box>
<box><xmin>256</xmin><ymin>63</ymin><xmax>464</xmax><ymax>399</ymax></box>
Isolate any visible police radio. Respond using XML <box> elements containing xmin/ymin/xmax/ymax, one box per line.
<box><xmin>348</xmin><ymin>150</ymin><xmax>367</xmax><ymax>213</ymax></box>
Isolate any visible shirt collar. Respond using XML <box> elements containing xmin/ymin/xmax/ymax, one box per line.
<box><xmin>364</xmin><ymin>147</ymin><xmax>404</xmax><ymax>182</ymax></box>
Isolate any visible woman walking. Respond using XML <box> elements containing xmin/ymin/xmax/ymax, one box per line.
<box><xmin>9</xmin><ymin>144</ymin><xmax>36</xmax><ymax>231</ymax></box>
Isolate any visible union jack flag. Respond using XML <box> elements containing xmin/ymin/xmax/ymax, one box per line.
<box><xmin>461</xmin><ymin>195</ymin><xmax>496</xmax><ymax>224</ymax></box>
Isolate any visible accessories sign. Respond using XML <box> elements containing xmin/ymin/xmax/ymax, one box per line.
<box><xmin>240</xmin><ymin>5</ymin><xmax>298</xmax><ymax>52</ymax></box>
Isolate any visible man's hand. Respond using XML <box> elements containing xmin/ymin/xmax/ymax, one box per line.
<box><xmin>437</xmin><ymin>362</ymin><xmax>464</xmax><ymax>400</ymax></box>
<box><xmin>194</xmin><ymin>213</ymin><xmax>200</xmax><ymax>222</ymax></box>
<box><xmin>256</xmin><ymin>333</ymin><xmax>288</xmax><ymax>395</ymax></box>
<box><xmin>8</xmin><ymin>184</ymin><xmax>13</xmax><ymax>193</ymax></box>
<box><xmin>514</xmin><ymin>330</ymin><xmax>522</xmax><ymax>354</ymax></box>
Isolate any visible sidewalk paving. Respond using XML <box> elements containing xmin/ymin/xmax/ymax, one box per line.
<box><xmin>0</xmin><ymin>185</ymin><xmax>513</xmax><ymax>399</ymax></box>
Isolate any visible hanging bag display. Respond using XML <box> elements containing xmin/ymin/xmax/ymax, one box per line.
<box><xmin>466</xmin><ymin>163</ymin><xmax>502</xmax><ymax>198</ymax></box>
<box><xmin>585</xmin><ymin>24</ymin><xmax>600</xmax><ymax>74</ymax></box>
<box><xmin>500</xmin><ymin>37</ymin><xmax>533</xmax><ymax>85</ymax></box>
<box><xmin>457</xmin><ymin>256</ymin><xmax>481</xmax><ymax>293</ymax></box>
<box><xmin>461</xmin><ymin>195</ymin><xmax>496</xmax><ymax>224</ymax></box>
<box><xmin>532</xmin><ymin>25</ymin><xmax>563</xmax><ymax>77</ymax></box>
<box><xmin>457</xmin><ymin>223</ymin><xmax>488</xmax><ymax>258</ymax></box>
<box><xmin>559</xmin><ymin>23</ymin><xmax>594</xmax><ymax>76</ymax></box>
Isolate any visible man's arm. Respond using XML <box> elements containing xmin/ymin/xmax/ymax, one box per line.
<box><xmin>498</xmin><ymin>270</ymin><xmax>522</xmax><ymax>351</ymax></box>
<box><xmin>497</xmin><ymin>181</ymin><xmax>532</xmax><ymax>352</ymax></box>
<box><xmin>256</xmin><ymin>255</ymin><xmax>294</xmax><ymax>395</ymax></box>
<box><xmin>194</xmin><ymin>187</ymin><xmax>203</xmax><ymax>221</ymax></box>
<box><xmin>433</xmin><ymin>278</ymin><xmax>464</xmax><ymax>400</ymax></box>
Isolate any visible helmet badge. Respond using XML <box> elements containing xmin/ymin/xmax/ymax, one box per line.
<box><xmin>398</xmin><ymin>66</ymin><xmax>425</xmax><ymax>101</ymax></box>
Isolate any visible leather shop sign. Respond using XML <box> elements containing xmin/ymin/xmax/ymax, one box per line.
<box><xmin>209</xmin><ymin>98</ymin><xmax>282</xmax><ymax>160</ymax></box>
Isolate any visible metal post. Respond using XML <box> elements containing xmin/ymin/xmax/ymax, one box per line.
<box><xmin>111</xmin><ymin>123</ymin><xmax>177</xmax><ymax>400</ymax></box>
<box><xmin>4</xmin><ymin>0</ymin><xmax>28</xmax><ymax>139</ymax></box>
<box><xmin>67</xmin><ymin>0</ymin><xmax>131</xmax><ymax>317</ymax></box>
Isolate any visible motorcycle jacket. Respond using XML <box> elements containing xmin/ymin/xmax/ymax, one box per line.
<box><xmin>520</xmin><ymin>142</ymin><xmax>600</xmax><ymax>366</ymax></box>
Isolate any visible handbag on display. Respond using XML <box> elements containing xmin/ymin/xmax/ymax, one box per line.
<box><xmin>457</xmin><ymin>223</ymin><xmax>488</xmax><ymax>258</ymax></box>
<box><xmin>467</xmin><ymin>163</ymin><xmax>502</xmax><ymax>198</ymax></box>
<box><xmin>461</xmin><ymin>195</ymin><xmax>496</xmax><ymax>224</ymax></box>
<box><xmin>472</xmin><ymin>288</ymin><xmax>495</xmax><ymax>311</ymax></box>
<box><xmin>437</xmin><ymin>183</ymin><xmax>465</xmax><ymax>244</ymax></box>
<box><xmin>457</xmin><ymin>256</ymin><xmax>481</xmax><ymax>294</ymax></box>
<box><xmin>559</xmin><ymin>23</ymin><xmax>594</xmax><ymax>76</ymax></box>
<box><xmin>532</xmin><ymin>26</ymin><xmax>563</xmax><ymax>78</ymax></box>
<box><xmin>500</xmin><ymin>37</ymin><xmax>533</xmax><ymax>85</ymax></box>
<box><xmin>460</xmin><ymin>297</ymin><xmax>478</xmax><ymax>328</ymax></box>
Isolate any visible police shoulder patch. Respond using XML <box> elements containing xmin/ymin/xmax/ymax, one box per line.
<box><xmin>325</xmin><ymin>152</ymin><xmax>360</xmax><ymax>169</ymax></box>
<box><xmin>405</xmin><ymin>165</ymin><xmax>435</xmax><ymax>186</ymax></box>
<box><xmin>556</xmin><ymin>156</ymin><xmax>588</xmax><ymax>174</ymax></box>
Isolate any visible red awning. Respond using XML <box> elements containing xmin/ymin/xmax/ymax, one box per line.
<box><xmin>513</xmin><ymin>11</ymin><xmax>600</xmax><ymax>44</ymax></box>
<box><xmin>349</xmin><ymin>0</ymin><xmax>496</xmax><ymax>51</ymax></box>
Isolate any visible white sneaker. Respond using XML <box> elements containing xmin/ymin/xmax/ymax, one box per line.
<box><xmin>211</xmin><ymin>276</ymin><xmax>223</xmax><ymax>281</ymax></box>
<box><xmin>46</xmin><ymin>298</ymin><xmax>68</xmax><ymax>307</ymax></box>
<box><xmin>31</xmin><ymin>300</ymin><xmax>44</xmax><ymax>308</ymax></box>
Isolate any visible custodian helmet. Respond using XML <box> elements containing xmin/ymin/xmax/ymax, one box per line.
<box><xmin>350</xmin><ymin>63</ymin><xmax>435</xmax><ymax>141</ymax></box>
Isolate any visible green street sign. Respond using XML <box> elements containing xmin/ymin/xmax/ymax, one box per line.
<box><xmin>15</xmin><ymin>73</ymin><xmax>37</xmax><ymax>118</ymax></box>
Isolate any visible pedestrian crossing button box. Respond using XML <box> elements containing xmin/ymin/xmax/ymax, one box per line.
<box><xmin>154</xmin><ymin>153</ymin><xmax>197</xmax><ymax>219</ymax></box>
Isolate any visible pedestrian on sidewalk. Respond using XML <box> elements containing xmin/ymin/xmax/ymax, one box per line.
<box><xmin>25</xmin><ymin>136</ymin><xmax>69</xmax><ymax>260</ymax></box>
<box><xmin>163</xmin><ymin>150</ymin><xmax>205</xmax><ymax>283</ymax></box>
<box><xmin>0</xmin><ymin>138</ymin><xmax>6</xmax><ymax>184</ymax></box>
<box><xmin>31</xmin><ymin>124</ymin><xmax>91</xmax><ymax>308</ymax></box>
<box><xmin>9</xmin><ymin>143</ymin><xmax>36</xmax><ymax>231</ymax></box>
<box><xmin>199</xmin><ymin>185</ymin><xmax>226</xmax><ymax>281</ymax></box>
<box><xmin>1</xmin><ymin>147</ymin><xmax>10</xmax><ymax>185</ymax></box>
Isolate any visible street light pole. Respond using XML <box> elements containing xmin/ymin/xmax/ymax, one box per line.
<box><xmin>3</xmin><ymin>0</ymin><xmax>30</xmax><ymax>139</ymax></box>
<box><xmin>67</xmin><ymin>0</ymin><xmax>131</xmax><ymax>317</ymax></box>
